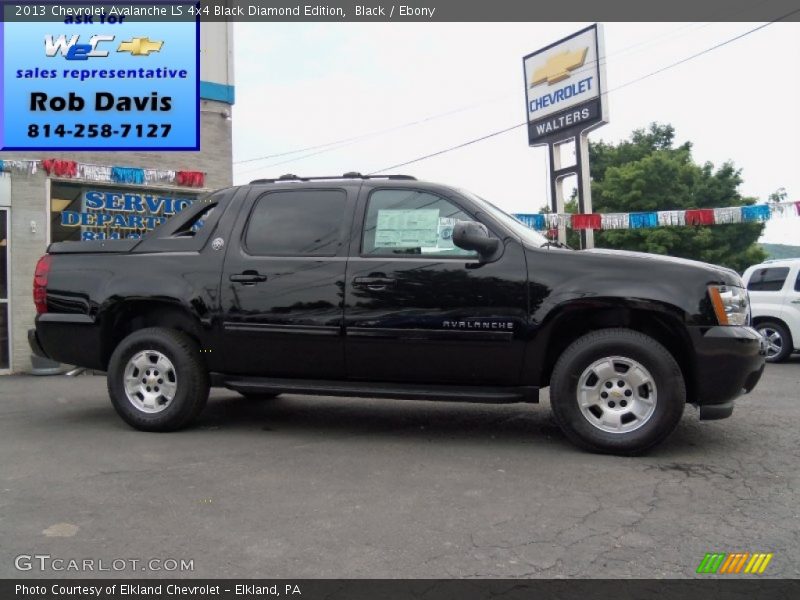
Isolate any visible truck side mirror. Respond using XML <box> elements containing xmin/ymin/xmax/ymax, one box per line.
<box><xmin>452</xmin><ymin>220</ymin><xmax>500</xmax><ymax>260</ymax></box>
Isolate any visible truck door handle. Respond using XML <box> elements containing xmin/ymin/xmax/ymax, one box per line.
<box><xmin>353</xmin><ymin>276</ymin><xmax>396</xmax><ymax>291</ymax></box>
<box><xmin>792</xmin><ymin>300</ymin><xmax>800</xmax><ymax>304</ymax></box>
<box><xmin>230</xmin><ymin>271</ymin><xmax>267</xmax><ymax>284</ymax></box>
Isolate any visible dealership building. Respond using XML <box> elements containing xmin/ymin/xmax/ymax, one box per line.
<box><xmin>0</xmin><ymin>23</ymin><xmax>234</xmax><ymax>374</ymax></box>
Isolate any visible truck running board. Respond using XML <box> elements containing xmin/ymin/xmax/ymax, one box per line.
<box><xmin>213</xmin><ymin>374</ymin><xmax>539</xmax><ymax>404</ymax></box>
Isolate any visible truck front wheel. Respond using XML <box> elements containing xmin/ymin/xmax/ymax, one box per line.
<box><xmin>550</xmin><ymin>328</ymin><xmax>685</xmax><ymax>455</ymax></box>
<box><xmin>756</xmin><ymin>320</ymin><xmax>792</xmax><ymax>363</ymax></box>
<box><xmin>107</xmin><ymin>328</ymin><xmax>209</xmax><ymax>431</ymax></box>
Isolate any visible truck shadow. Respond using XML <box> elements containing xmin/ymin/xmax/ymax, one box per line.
<box><xmin>193</xmin><ymin>392</ymin><xmax>723</xmax><ymax>456</ymax></box>
<box><xmin>202</xmin><ymin>392</ymin><xmax>567</xmax><ymax>445</ymax></box>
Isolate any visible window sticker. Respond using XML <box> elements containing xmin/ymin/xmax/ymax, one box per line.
<box><xmin>436</xmin><ymin>217</ymin><xmax>457</xmax><ymax>250</ymax></box>
<box><xmin>375</xmin><ymin>209</ymin><xmax>440</xmax><ymax>248</ymax></box>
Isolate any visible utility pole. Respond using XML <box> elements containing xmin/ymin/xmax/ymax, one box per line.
<box><xmin>547</xmin><ymin>134</ymin><xmax>594</xmax><ymax>248</ymax></box>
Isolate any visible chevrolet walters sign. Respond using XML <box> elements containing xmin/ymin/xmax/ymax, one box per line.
<box><xmin>523</xmin><ymin>24</ymin><xmax>608</xmax><ymax>145</ymax></box>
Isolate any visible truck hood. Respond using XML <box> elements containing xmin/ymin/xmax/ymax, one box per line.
<box><xmin>581</xmin><ymin>247</ymin><xmax>743</xmax><ymax>286</ymax></box>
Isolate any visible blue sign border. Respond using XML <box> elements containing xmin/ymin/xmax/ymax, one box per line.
<box><xmin>0</xmin><ymin>1</ymin><xmax>201</xmax><ymax>151</ymax></box>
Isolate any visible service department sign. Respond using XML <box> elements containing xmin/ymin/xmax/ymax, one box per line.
<box><xmin>60</xmin><ymin>189</ymin><xmax>196</xmax><ymax>240</ymax></box>
<box><xmin>523</xmin><ymin>24</ymin><xmax>608</xmax><ymax>145</ymax></box>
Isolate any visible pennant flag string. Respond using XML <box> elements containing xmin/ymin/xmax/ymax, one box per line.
<box><xmin>657</xmin><ymin>210</ymin><xmax>685</xmax><ymax>227</ymax></box>
<box><xmin>0</xmin><ymin>159</ymin><xmax>38</xmax><ymax>175</ymax></box>
<box><xmin>741</xmin><ymin>204</ymin><xmax>771</xmax><ymax>222</ymax></box>
<box><xmin>684</xmin><ymin>209</ymin><xmax>715</xmax><ymax>226</ymax></box>
<box><xmin>111</xmin><ymin>166</ymin><xmax>146</xmax><ymax>185</ymax></box>
<box><xmin>712</xmin><ymin>207</ymin><xmax>742</xmax><ymax>224</ymax></box>
<box><xmin>0</xmin><ymin>158</ymin><xmax>206</xmax><ymax>188</ymax></box>
<box><xmin>601</xmin><ymin>213</ymin><xmax>629</xmax><ymax>230</ymax></box>
<box><xmin>514</xmin><ymin>201</ymin><xmax>799</xmax><ymax>231</ymax></box>
<box><xmin>629</xmin><ymin>212</ymin><xmax>658</xmax><ymax>228</ymax></box>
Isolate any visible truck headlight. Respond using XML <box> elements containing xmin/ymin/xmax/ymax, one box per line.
<box><xmin>708</xmin><ymin>285</ymin><xmax>749</xmax><ymax>326</ymax></box>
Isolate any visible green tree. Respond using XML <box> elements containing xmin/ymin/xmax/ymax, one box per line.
<box><xmin>768</xmin><ymin>187</ymin><xmax>787</xmax><ymax>203</ymax></box>
<box><xmin>588</xmin><ymin>123</ymin><xmax>767</xmax><ymax>273</ymax></box>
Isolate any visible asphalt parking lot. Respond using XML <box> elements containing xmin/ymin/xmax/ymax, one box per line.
<box><xmin>1</xmin><ymin>359</ymin><xmax>798</xmax><ymax>579</ymax></box>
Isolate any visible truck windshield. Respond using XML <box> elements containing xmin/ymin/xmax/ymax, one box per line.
<box><xmin>458</xmin><ymin>190</ymin><xmax>554</xmax><ymax>248</ymax></box>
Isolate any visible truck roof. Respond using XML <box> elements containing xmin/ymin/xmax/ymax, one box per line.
<box><xmin>248</xmin><ymin>172</ymin><xmax>416</xmax><ymax>185</ymax></box>
<box><xmin>756</xmin><ymin>258</ymin><xmax>800</xmax><ymax>266</ymax></box>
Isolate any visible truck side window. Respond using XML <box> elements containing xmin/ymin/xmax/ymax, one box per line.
<box><xmin>747</xmin><ymin>267</ymin><xmax>790</xmax><ymax>292</ymax></box>
<box><xmin>244</xmin><ymin>189</ymin><xmax>346</xmax><ymax>256</ymax></box>
<box><xmin>362</xmin><ymin>189</ymin><xmax>478</xmax><ymax>257</ymax></box>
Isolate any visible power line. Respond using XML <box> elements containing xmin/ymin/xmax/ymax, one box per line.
<box><xmin>368</xmin><ymin>12</ymin><xmax>798</xmax><ymax>174</ymax></box>
<box><xmin>233</xmin><ymin>20</ymin><xmax>723</xmax><ymax>170</ymax></box>
<box><xmin>367</xmin><ymin>123</ymin><xmax>527</xmax><ymax>175</ymax></box>
<box><xmin>604</xmin><ymin>15</ymin><xmax>796</xmax><ymax>95</ymax></box>
<box><xmin>233</xmin><ymin>100</ymin><xmax>504</xmax><ymax>169</ymax></box>
<box><xmin>233</xmin><ymin>106</ymin><xmax>469</xmax><ymax>165</ymax></box>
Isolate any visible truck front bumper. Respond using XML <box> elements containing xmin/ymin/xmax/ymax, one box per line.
<box><xmin>689</xmin><ymin>325</ymin><xmax>766</xmax><ymax>419</ymax></box>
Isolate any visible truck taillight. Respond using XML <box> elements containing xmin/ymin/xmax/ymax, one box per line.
<box><xmin>33</xmin><ymin>255</ymin><xmax>52</xmax><ymax>314</ymax></box>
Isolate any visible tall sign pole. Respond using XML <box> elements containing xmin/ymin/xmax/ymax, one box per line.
<box><xmin>523</xmin><ymin>24</ymin><xmax>609</xmax><ymax>248</ymax></box>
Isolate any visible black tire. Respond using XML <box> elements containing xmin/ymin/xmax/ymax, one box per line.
<box><xmin>107</xmin><ymin>328</ymin><xmax>209</xmax><ymax>432</ymax></box>
<box><xmin>550</xmin><ymin>328</ymin><xmax>685</xmax><ymax>455</ymax></box>
<box><xmin>756</xmin><ymin>320</ymin><xmax>793</xmax><ymax>363</ymax></box>
<box><xmin>238</xmin><ymin>392</ymin><xmax>281</xmax><ymax>401</ymax></box>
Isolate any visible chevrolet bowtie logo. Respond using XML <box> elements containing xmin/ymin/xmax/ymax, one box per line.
<box><xmin>530</xmin><ymin>47</ymin><xmax>589</xmax><ymax>87</ymax></box>
<box><xmin>117</xmin><ymin>37</ymin><xmax>163</xmax><ymax>56</ymax></box>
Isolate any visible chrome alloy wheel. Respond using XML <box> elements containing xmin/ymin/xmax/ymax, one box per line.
<box><xmin>757</xmin><ymin>326</ymin><xmax>783</xmax><ymax>359</ymax></box>
<box><xmin>577</xmin><ymin>356</ymin><xmax>657</xmax><ymax>434</ymax></box>
<box><xmin>123</xmin><ymin>350</ymin><xmax>178</xmax><ymax>414</ymax></box>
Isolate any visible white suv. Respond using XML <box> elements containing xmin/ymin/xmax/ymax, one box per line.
<box><xmin>742</xmin><ymin>258</ymin><xmax>800</xmax><ymax>362</ymax></box>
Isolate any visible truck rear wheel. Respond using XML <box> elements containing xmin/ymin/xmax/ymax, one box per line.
<box><xmin>107</xmin><ymin>328</ymin><xmax>209</xmax><ymax>431</ymax></box>
<box><xmin>550</xmin><ymin>328</ymin><xmax>685</xmax><ymax>455</ymax></box>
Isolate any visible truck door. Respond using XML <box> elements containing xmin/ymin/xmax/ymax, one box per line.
<box><xmin>343</xmin><ymin>187</ymin><xmax>528</xmax><ymax>385</ymax></box>
<box><xmin>219</xmin><ymin>186</ymin><xmax>355</xmax><ymax>378</ymax></box>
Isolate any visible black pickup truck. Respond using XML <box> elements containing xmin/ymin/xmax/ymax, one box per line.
<box><xmin>29</xmin><ymin>174</ymin><xmax>766</xmax><ymax>454</ymax></box>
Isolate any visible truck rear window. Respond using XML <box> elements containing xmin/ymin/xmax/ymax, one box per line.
<box><xmin>244</xmin><ymin>190</ymin><xmax>347</xmax><ymax>256</ymax></box>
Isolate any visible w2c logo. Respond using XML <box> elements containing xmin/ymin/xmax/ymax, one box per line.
<box><xmin>44</xmin><ymin>35</ymin><xmax>115</xmax><ymax>60</ymax></box>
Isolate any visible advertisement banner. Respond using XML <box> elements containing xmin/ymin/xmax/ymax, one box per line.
<box><xmin>1</xmin><ymin>2</ymin><xmax>199</xmax><ymax>150</ymax></box>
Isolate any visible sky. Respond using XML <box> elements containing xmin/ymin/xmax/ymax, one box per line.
<box><xmin>230</xmin><ymin>21</ymin><xmax>800</xmax><ymax>245</ymax></box>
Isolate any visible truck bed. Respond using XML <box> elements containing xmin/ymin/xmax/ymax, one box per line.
<box><xmin>47</xmin><ymin>239</ymin><xmax>142</xmax><ymax>254</ymax></box>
